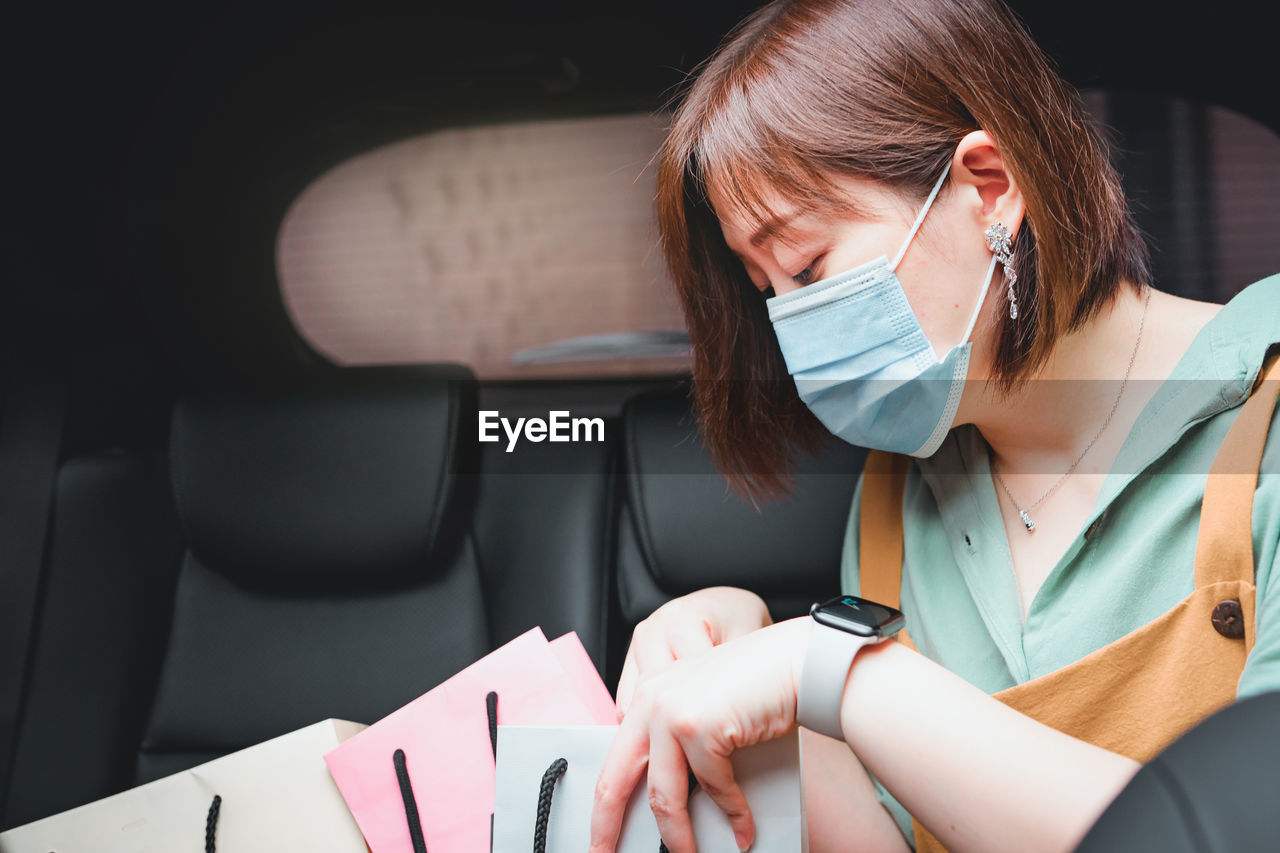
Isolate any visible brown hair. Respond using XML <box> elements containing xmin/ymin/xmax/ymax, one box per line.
<box><xmin>656</xmin><ymin>0</ymin><xmax>1150</xmax><ymax>504</ymax></box>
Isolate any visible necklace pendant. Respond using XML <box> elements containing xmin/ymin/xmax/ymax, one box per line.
<box><xmin>1019</xmin><ymin>509</ymin><xmax>1036</xmax><ymax>533</ymax></box>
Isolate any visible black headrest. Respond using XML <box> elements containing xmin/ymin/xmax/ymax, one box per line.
<box><xmin>617</xmin><ymin>388</ymin><xmax>865</xmax><ymax>618</ymax></box>
<box><xmin>1076</xmin><ymin>690</ymin><xmax>1280</xmax><ymax>852</ymax></box>
<box><xmin>169</xmin><ymin>365</ymin><xmax>476</xmax><ymax>582</ymax></box>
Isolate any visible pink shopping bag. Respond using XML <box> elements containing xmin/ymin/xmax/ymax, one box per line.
<box><xmin>325</xmin><ymin>628</ymin><xmax>615</xmax><ymax>853</ymax></box>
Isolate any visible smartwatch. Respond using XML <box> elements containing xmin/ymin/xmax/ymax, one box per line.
<box><xmin>796</xmin><ymin>595</ymin><xmax>905</xmax><ymax>740</ymax></box>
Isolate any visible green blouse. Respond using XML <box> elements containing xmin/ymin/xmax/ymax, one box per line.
<box><xmin>839</xmin><ymin>274</ymin><xmax>1280</xmax><ymax>847</ymax></box>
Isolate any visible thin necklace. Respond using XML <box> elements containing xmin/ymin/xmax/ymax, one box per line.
<box><xmin>992</xmin><ymin>283</ymin><xmax>1152</xmax><ymax>534</ymax></box>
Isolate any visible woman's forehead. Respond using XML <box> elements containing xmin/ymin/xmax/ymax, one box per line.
<box><xmin>707</xmin><ymin>168</ymin><xmax>887</xmax><ymax>255</ymax></box>
<box><xmin>708</xmin><ymin>176</ymin><xmax>808</xmax><ymax>254</ymax></box>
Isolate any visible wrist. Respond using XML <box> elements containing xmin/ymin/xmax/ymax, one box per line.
<box><xmin>796</xmin><ymin>596</ymin><xmax>905</xmax><ymax>742</ymax></box>
<box><xmin>836</xmin><ymin>639</ymin><xmax>903</xmax><ymax>745</ymax></box>
<box><xmin>754</xmin><ymin>617</ymin><xmax>813</xmax><ymax>721</ymax></box>
<box><xmin>788</xmin><ymin>616</ymin><xmax>814</xmax><ymax>697</ymax></box>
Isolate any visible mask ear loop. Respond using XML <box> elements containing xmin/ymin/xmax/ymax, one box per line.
<box><xmin>960</xmin><ymin>254</ymin><xmax>998</xmax><ymax>344</ymax></box>
<box><xmin>888</xmin><ymin>157</ymin><xmax>996</xmax><ymax>347</ymax></box>
<box><xmin>890</xmin><ymin>160</ymin><xmax>953</xmax><ymax>271</ymax></box>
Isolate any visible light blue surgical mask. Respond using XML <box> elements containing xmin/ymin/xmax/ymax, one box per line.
<box><xmin>766</xmin><ymin>161</ymin><xmax>996</xmax><ymax>457</ymax></box>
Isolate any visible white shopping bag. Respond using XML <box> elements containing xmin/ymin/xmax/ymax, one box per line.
<box><xmin>0</xmin><ymin>719</ymin><xmax>369</xmax><ymax>853</ymax></box>
<box><xmin>492</xmin><ymin>726</ymin><xmax>807</xmax><ymax>853</ymax></box>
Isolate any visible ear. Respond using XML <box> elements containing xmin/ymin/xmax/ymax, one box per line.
<box><xmin>950</xmin><ymin>130</ymin><xmax>1026</xmax><ymax>237</ymax></box>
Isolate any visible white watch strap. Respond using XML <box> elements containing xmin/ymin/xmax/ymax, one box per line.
<box><xmin>796</xmin><ymin>622</ymin><xmax>877</xmax><ymax>740</ymax></box>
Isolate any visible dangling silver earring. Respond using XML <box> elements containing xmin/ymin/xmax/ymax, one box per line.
<box><xmin>984</xmin><ymin>222</ymin><xmax>1018</xmax><ymax>320</ymax></box>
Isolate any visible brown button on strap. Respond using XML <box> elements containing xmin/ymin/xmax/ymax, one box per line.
<box><xmin>1212</xmin><ymin>600</ymin><xmax>1245</xmax><ymax>639</ymax></box>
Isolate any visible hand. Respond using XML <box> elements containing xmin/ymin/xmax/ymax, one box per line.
<box><xmin>590</xmin><ymin>616</ymin><xmax>812</xmax><ymax>853</ymax></box>
<box><xmin>616</xmin><ymin>587</ymin><xmax>773</xmax><ymax>721</ymax></box>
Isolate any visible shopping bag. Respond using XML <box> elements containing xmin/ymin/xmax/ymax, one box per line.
<box><xmin>325</xmin><ymin>627</ymin><xmax>616</xmax><ymax>853</ymax></box>
<box><xmin>492</xmin><ymin>726</ymin><xmax>808</xmax><ymax>853</ymax></box>
<box><xmin>0</xmin><ymin>718</ymin><xmax>369</xmax><ymax>853</ymax></box>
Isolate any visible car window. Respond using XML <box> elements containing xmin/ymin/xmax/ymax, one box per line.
<box><xmin>276</xmin><ymin>96</ymin><xmax>1279</xmax><ymax>378</ymax></box>
<box><xmin>276</xmin><ymin>111</ymin><xmax>690</xmax><ymax>379</ymax></box>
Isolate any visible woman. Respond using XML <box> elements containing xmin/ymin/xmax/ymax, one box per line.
<box><xmin>586</xmin><ymin>0</ymin><xmax>1280</xmax><ymax>851</ymax></box>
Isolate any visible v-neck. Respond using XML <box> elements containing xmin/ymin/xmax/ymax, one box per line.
<box><xmin>910</xmin><ymin>276</ymin><xmax>1279</xmax><ymax>681</ymax></box>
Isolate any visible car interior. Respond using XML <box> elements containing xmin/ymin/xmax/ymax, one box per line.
<box><xmin>4</xmin><ymin>0</ymin><xmax>1278</xmax><ymax>845</ymax></box>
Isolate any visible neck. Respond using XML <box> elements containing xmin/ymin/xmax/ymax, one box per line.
<box><xmin>957</xmin><ymin>281</ymin><xmax>1158</xmax><ymax>474</ymax></box>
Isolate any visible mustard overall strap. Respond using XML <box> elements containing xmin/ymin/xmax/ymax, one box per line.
<box><xmin>857</xmin><ymin>449</ymin><xmax>909</xmax><ymax>609</ymax></box>
<box><xmin>1194</xmin><ymin>349</ymin><xmax>1280</xmax><ymax>588</ymax></box>
<box><xmin>858</xmin><ymin>348</ymin><xmax>1280</xmax><ymax>611</ymax></box>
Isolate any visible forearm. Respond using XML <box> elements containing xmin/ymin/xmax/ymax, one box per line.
<box><xmin>838</xmin><ymin>640</ymin><xmax>1140</xmax><ymax>853</ymax></box>
<box><xmin>801</xmin><ymin>728</ymin><xmax>911</xmax><ymax>853</ymax></box>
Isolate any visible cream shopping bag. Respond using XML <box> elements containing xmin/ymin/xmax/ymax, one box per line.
<box><xmin>0</xmin><ymin>719</ymin><xmax>368</xmax><ymax>853</ymax></box>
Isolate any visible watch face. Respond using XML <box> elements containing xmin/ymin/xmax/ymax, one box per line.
<box><xmin>810</xmin><ymin>595</ymin><xmax>905</xmax><ymax>638</ymax></box>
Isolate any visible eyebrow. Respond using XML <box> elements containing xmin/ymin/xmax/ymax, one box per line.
<box><xmin>749</xmin><ymin>212</ymin><xmax>801</xmax><ymax>248</ymax></box>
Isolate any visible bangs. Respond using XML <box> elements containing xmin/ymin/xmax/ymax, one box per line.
<box><xmin>689</xmin><ymin>88</ymin><xmax>863</xmax><ymax>249</ymax></box>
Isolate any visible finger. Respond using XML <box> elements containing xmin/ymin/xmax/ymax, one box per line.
<box><xmin>667</xmin><ymin>619</ymin><xmax>716</xmax><ymax>662</ymax></box>
<box><xmin>616</xmin><ymin>643</ymin><xmax>639</xmax><ymax>721</ymax></box>
<box><xmin>680</xmin><ymin>736</ymin><xmax>754</xmax><ymax>852</ymax></box>
<box><xmin>588</xmin><ymin>710</ymin><xmax>651</xmax><ymax>853</ymax></box>
<box><xmin>633</xmin><ymin>626</ymin><xmax>677</xmax><ymax>678</ymax></box>
<box><xmin>648</xmin><ymin>726</ymin><xmax>695</xmax><ymax>853</ymax></box>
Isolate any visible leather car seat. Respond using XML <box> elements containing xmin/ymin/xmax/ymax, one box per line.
<box><xmin>136</xmin><ymin>365</ymin><xmax>488</xmax><ymax>781</ymax></box>
<box><xmin>3</xmin><ymin>364</ymin><xmax>622</xmax><ymax>829</ymax></box>
<box><xmin>611</xmin><ymin>386</ymin><xmax>867</xmax><ymax>683</ymax></box>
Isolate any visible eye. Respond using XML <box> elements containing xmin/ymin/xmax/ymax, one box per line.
<box><xmin>791</xmin><ymin>255</ymin><xmax>824</xmax><ymax>285</ymax></box>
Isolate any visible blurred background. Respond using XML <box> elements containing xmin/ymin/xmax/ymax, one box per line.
<box><xmin>3</xmin><ymin>1</ymin><xmax>1279</xmax><ymax>833</ymax></box>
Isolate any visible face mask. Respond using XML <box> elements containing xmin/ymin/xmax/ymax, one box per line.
<box><xmin>766</xmin><ymin>160</ymin><xmax>996</xmax><ymax>457</ymax></box>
